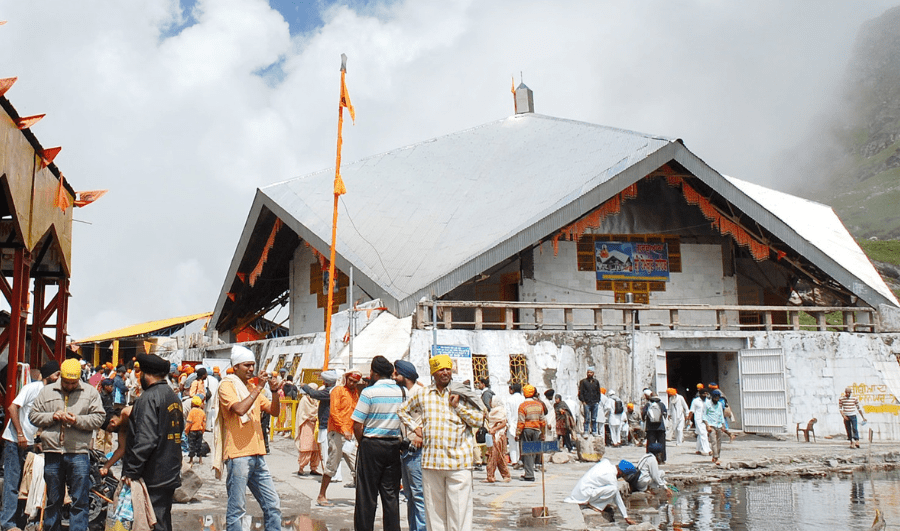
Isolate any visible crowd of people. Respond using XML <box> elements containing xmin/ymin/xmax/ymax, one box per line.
<box><xmin>0</xmin><ymin>353</ymin><xmax>760</xmax><ymax>531</ymax></box>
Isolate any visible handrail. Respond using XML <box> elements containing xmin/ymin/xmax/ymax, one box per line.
<box><xmin>414</xmin><ymin>301</ymin><xmax>878</xmax><ymax>333</ymax></box>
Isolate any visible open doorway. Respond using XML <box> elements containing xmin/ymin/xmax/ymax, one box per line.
<box><xmin>665</xmin><ymin>350</ymin><xmax>743</xmax><ymax>429</ymax></box>
<box><xmin>666</xmin><ymin>351</ymin><xmax>719</xmax><ymax>397</ymax></box>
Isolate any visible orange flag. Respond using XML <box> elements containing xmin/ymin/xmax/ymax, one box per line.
<box><xmin>54</xmin><ymin>176</ymin><xmax>70</xmax><ymax>212</ymax></box>
<box><xmin>511</xmin><ymin>76</ymin><xmax>517</xmax><ymax>113</ymax></box>
<box><xmin>340</xmin><ymin>60</ymin><xmax>355</xmax><ymax>123</ymax></box>
<box><xmin>74</xmin><ymin>189</ymin><xmax>108</xmax><ymax>208</ymax></box>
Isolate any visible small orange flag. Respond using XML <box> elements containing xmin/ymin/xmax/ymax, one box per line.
<box><xmin>0</xmin><ymin>77</ymin><xmax>16</xmax><ymax>96</ymax></box>
<box><xmin>511</xmin><ymin>76</ymin><xmax>517</xmax><ymax>113</ymax></box>
<box><xmin>340</xmin><ymin>58</ymin><xmax>355</xmax><ymax>123</ymax></box>
<box><xmin>15</xmin><ymin>114</ymin><xmax>44</xmax><ymax>129</ymax></box>
<box><xmin>74</xmin><ymin>189</ymin><xmax>108</xmax><ymax>208</ymax></box>
<box><xmin>334</xmin><ymin>171</ymin><xmax>347</xmax><ymax>196</ymax></box>
<box><xmin>54</xmin><ymin>176</ymin><xmax>70</xmax><ymax>212</ymax></box>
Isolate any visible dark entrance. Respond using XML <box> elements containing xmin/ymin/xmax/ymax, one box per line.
<box><xmin>665</xmin><ymin>351</ymin><xmax>719</xmax><ymax>397</ymax></box>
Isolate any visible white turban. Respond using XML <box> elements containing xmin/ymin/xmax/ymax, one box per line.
<box><xmin>230</xmin><ymin>346</ymin><xmax>256</xmax><ymax>366</ymax></box>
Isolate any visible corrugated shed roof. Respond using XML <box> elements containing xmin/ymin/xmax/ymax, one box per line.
<box><xmin>77</xmin><ymin>312</ymin><xmax>213</xmax><ymax>343</ymax></box>
<box><xmin>725</xmin><ymin>176</ymin><xmax>899</xmax><ymax>306</ymax></box>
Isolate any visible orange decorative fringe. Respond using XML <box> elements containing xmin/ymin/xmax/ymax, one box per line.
<box><xmin>249</xmin><ymin>218</ymin><xmax>283</xmax><ymax>286</ymax></box>
<box><xmin>672</xmin><ymin>176</ymin><xmax>770</xmax><ymax>261</ymax></box>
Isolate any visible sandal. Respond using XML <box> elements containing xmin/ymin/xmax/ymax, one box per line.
<box><xmin>481</xmin><ymin>479</ymin><xmax>496</xmax><ymax>483</ymax></box>
<box><xmin>316</xmin><ymin>500</ymin><xmax>334</xmax><ymax>507</ymax></box>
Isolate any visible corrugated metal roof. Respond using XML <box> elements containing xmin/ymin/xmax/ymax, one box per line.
<box><xmin>259</xmin><ymin>113</ymin><xmax>672</xmax><ymax>315</ymax></box>
<box><xmin>724</xmin><ymin>176</ymin><xmax>899</xmax><ymax>307</ymax></box>
<box><xmin>211</xmin><ymin>112</ymin><xmax>897</xmax><ymax>330</ymax></box>
<box><xmin>77</xmin><ymin>312</ymin><xmax>213</xmax><ymax>343</ymax></box>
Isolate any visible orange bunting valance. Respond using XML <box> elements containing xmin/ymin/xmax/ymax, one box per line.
<box><xmin>249</xmin><ymin>218</ymin><xmax>283</xmax><ymax>287</ymax></box>
<box><xmin>551</xmin><ymin>184</ymin><xmax>639</xmax><ymax>255</ymax></box>
<box><xmin>666</xmin><ymin>175</ymin><xmax>771</xmax><ymax>261</ymax></box>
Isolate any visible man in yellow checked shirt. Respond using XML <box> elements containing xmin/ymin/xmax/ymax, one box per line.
<box><xmin>398</xmin><ymin>355</ymin><xmax>484</xmax><ymax>531</ymax></box>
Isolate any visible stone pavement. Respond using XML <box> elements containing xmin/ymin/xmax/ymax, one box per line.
<box><xmin>167</xmin><ymin>430</ymin><xmax>900</xmax><ymax>530</ymax></box>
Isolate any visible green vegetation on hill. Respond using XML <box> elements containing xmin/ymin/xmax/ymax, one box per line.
<box><xmin>856</xmin><ymin>238</ymin><xmax>900</xmax><ymax>265</ymax></box>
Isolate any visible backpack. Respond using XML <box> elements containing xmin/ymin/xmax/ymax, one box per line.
<box><xmin>647</xmin><ymin>401</ymin><xmax>662</xmax><ymax>423</ymax></box>
<box><xmin>622</xmin><ymin>468</ymin><xmax>642</xmax><ymax>492</ymax></box>
<box><xmin>614</xmin><ymin>399</ymin><xmax>624</xmax><ymax>415</ymax></box>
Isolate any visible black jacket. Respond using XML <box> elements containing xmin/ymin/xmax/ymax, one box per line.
<box><xmin>302</xmin><ymin>383</ymin><xmax>333</xmax><ymax>427</ymax></box>
<box><xmin>578</xmin><ymin>377</ymin><xmax>601</xmax><ymax>405</ymax></box>
<box><xmin>123</xmin><ymin>380</ymin><xmax>185</xmax><ymax>489</ymax></box>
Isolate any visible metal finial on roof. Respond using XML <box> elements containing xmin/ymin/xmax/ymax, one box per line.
<box><xmin>341</xmin><ymin>53</ymin><xmax>348</xmax><ymax>72</ymax></box>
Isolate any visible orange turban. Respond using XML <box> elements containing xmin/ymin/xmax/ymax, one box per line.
<box><xmin>667</xmin><ymin>388</ymin><xmax>677</xmax><ymax>396</ymax></box>
<box><xmin>523</xmin><ymin>384</ymin><xmax>536</xmax><ymax>398</ymax></box>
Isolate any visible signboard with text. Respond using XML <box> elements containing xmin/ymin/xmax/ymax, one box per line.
<box><xmin>431</xmin><ymin>344</ymin><xmax>473</xmax><ymax>384</ymax></box>
<box><xmin>596</xmin><ymin>241</ymin><xmax>670</xmax><ymax>281</ymax></box>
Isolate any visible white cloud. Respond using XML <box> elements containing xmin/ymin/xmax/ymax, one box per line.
<box><xmin>0</xmin><ymin>0</ymin><xmax>895</xmax><ymax>338</ymax></box>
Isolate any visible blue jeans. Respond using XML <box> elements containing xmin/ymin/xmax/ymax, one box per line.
<box><xmin>43</xmin><ymin>452</ymin><xmax>91</xmax><ymax>531</ymax></box>
<box><xmin>400</xmin><ymin>446</ymin><xmax>426</xmax><ymax>531</ymax></box>
<box><xmin>844</xmin><ymin>415</ymin><xmax>860</xmax><ymax>442</ymax></box>
<box><xmin>225</xmin><ymin>455</ymin><xmax>281</xmax><ymax>531</ymax></box>
<box><xmin>583</xmin><ymin>402</ymin><xmax>600</xmax><ymax>434</ymax></box>
<box><xmin>1</xmin><ymin>440</ymin><xmax>28</xmax><ymax>531</ymax></box>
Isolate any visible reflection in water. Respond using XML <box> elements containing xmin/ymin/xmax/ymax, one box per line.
<box><xmin>175</xmin><ymin>514</ymin><xmax>330</xmax><ymax>531</ymax></box>
<box><xmin>628</xmin><ymin>470</ymin><xmax>900</xmax><ymax>531</ymax></box>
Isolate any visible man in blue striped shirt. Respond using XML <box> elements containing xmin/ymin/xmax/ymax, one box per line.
<box><xmin>351</xmin><ymin>356</ymin><xmax>404</xmax><ymax>531</ymax></box>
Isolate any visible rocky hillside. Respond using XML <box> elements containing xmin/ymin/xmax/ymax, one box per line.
<box><xmin>792</xmin><ymin>6</ymin><xmax>900</xmax><ymax>239</ymax></box>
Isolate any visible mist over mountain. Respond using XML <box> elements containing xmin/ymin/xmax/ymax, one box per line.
<box><xmin>780</xmin><ymin>5</ymin><xmax>900</xmax><ymax>239</ymax></box>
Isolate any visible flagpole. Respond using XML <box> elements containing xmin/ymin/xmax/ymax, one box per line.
<box><xmin>323</xmin><ymin>54</ymin><xmax>353</xmax><ymax>372</ymax></box>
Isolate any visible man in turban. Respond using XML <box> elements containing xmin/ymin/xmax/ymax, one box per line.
<box><xmin>122</xmin><ymin>354</ymin><xmax>185</xmax><ymax>531</ymax></box>
<box><xmin>392</xmin><ymin>360</ymin><xmax>426</xmax><ymax>531</ymax></box>
<box><xmin>398</xmin><ymin>354</ymin><xmax>483</xmax><ymax>531</ymax></box>
<box><xmin>29</xmin><ymin>359</ymin><xmax>105</xmax><ymax>531</ymax></box>
<box><xmin>351</xmin><ymin>356</ymin><xmax>404</xmax><ymax>531</ymax></box>
<box><xmin>316</xmin><ymin>369</ymin><xmax>362</xmax><ymax>506</ymax></box>
<box><xmin>515</xmin><ymin>384</ymin><xmax>547</xmax><ymax>482</ymax></box>
<box><xmin>564</xmin><ymin>458</ymin><xmax>637</xmax><ymax>525</ymax></box>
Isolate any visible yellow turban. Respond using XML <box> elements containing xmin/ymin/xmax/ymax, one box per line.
<box><xmin>523</xmin><ymin>384</ymin><xmax>536</xmax><ymax>398</ymax></box>
<box><xmin>61</xmin><ymin>359</ymin><xmax>81</xmax><ymax>380</ymax></box>
<box><xmin>429</xmin><ymin>354</ymin><xmax>452</xmax><ymax>375</ymax></box>
<box><xmin>191</xmin><ymin>396</ymin><xmax>203</xmax><ymax>407</ymax></box>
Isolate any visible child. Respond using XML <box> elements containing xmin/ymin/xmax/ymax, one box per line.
<box><xmin>186</xmin><ymin>395</ymin><xmax>207</xmax><ymax>464</ymax></box>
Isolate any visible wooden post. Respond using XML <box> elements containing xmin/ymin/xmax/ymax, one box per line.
<box><xmin>815</xmin><ymin>311</ymin><xmax>827</xmax><ymax>331</ymax></box>
<box><xmin>534</xmin><ymin>308</ymin><xmax>543</xmax><ymax>330</ymax></box>
<box><xmin>474</xmin><ymin>307</ymin><xmax>483</xmax><ymax>330</ymax></box>
<box><xmin>764</xmin><ymin>311</ymin><xmax>773</xmax><ymax>332</ymax></box>
<box><xmin>443</xmin><ymin>308</ymin><xmax>453</xmax><ymax>330</ymax></box>
<box><xmin>564</xmin><ymin>308</ymin><xmax>574</xmax><ymax>331</ymax></box>
<box><xmin>594</xmin><ymin>308</ymin><xmax>603</xmax><ymax>330</ymax></box>
<box><xmin>505</xmin><ymin>308</ymin><xmax>514</xmax><ymax>330</ymax></box>
<box><xmin>790</xmin><ymin>311</ymin><xmax>800</xmax><ymax>331</ymax></box>
<box><xmin>669</xmin><ymin>309</ymin><xmax>679</xmax><ymax>330</ymax></box>
<box><xmin>843</xmin><ymin>311</ymin><xmax>855</xmax><ymax>332</ymax></box>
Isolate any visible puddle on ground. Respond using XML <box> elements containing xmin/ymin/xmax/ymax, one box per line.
<box><xmin>622</xmin><ymin>469</ymin><xmax>900</xmax><ymax>530</ymax></box>
<box><xmin>172</xmin><ymin>514</ymin><xmax>333</xmax><ymax>531</ymax></box>
<box><xmin>170</xmin><ymin>470</ymin><xmax>900</xmax><ymax>530</ymax></box>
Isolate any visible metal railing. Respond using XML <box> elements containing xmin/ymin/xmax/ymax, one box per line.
<box><xmin>414</xmin><ymin>301</ymin><xmax>879</xmax><ymax>333</ymax></box>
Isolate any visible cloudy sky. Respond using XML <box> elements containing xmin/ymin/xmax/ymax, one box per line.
<box><xmin>1</xmin><ymin>0</ymin><xmax>896</xmax><ymax>339</ymax></box>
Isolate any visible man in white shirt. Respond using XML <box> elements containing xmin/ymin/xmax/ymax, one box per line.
<box><xmin>505</xmin><ymin>384</ymin><xmax>525</xmax><ymax>467</ymax></box>
<box><xmin>666</xmin><ymin>388</ymin><xmax>689</xmax><ymax>446</ymax></box>
<box><xmin>688</xmin><ymin>386</ymin><xmax>711</xmax><ymax>455</ymax></box>
<box><xmin>1</xmin><ymin>361</ymin><xmax>60</xmax><ymax>531</ymax></box>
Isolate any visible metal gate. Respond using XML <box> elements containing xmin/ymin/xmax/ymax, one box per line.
<box><xmin>655</xmin><ymin>351</ymin><xmax>668</xmax><ymax>395</ymax></box>
<box><xmin>739</xmin><ymin>348</ymin><xmax>788</xmax><ymax>433</ymax></box>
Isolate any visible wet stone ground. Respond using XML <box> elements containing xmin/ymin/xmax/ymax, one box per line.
<box><xmin>152</xmin><ymin>431</ymin><xmax>900</xmax><ymax>530</ymax></box>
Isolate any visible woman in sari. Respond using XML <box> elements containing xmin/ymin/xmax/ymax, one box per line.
<box><xmin>554</xmin><ymin>395</ymin><xmax>576</xmax><ymax>452</ymax></box>
<box><xmin>294</xmin><ymin>383</ymin><xmax>322</xmax><ymax>475</ymax></box>
<box><xmin>483</xmin><ymin>395</ymin><xmax>511</xmax><ymax>483</ymax></box>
